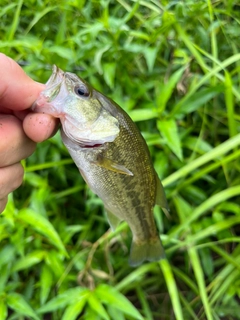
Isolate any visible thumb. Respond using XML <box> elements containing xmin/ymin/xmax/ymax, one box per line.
<box><xmin>0</xmin><ymin>53</ymin><xmax>44</xmax><ymax>111</ymax></box>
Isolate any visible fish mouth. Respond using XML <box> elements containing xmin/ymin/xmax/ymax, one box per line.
<box><xmin>46</xmin><ymin>65</ymin><xmax>64</xmax><ymax>88</ymax></box>
<box><xmin>32</xmin><ymin>65</ymin><xmax>65</xmax><ymax>116</ymax></box>
<box><xmin>32</xmin><ymin>65</ymin><xmax>120</xmax><ymax>147</ymax></box>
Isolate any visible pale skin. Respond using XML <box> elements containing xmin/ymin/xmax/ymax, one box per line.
<box><xmin>0</xmin><ymin>53</ymin><xmax>59</xmax><ymax>213</ymax></box>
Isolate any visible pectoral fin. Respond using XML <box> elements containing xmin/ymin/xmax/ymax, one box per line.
<box><xmin>155</xmin><ymin>173</ymin><xmax>170</xmax><ymax>216</ymax></box>
<box><xmin>93</xmin><ymin>156</ymin><xmax>133</xmax><ymax>176</ymax></box>
<box><xmin>105</xmin><ymin>208</ymin><xmax>122</xmax><ymax>230</ymax></box>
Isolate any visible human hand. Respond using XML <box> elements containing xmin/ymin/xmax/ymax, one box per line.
<box><xmin>0</xmin><ymin>53</ymin><xmax>59</xmax><ymax>213</ymax></box>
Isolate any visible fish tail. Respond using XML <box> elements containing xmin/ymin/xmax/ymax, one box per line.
<box><xmin>129</xmin><ymin>237</ymin><xmax>165</xmax><ymax>267</ymax></box>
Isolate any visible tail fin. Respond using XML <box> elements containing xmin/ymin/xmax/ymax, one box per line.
<box><xmin>129</xmin><ymin>237</ymin><xmax>165</xmax><ymax>267</ymax></box>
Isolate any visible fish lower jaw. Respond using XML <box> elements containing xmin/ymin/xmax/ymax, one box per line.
<box><xmin>32</xmin><ymin>100</ymin><xmax>61</xmax><ymax>117</ymax></box>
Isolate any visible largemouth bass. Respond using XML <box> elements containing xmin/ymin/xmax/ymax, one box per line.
<box><xmin>33</xmin><ymin>66</ymin><xmax>169</xmax><ymax>266</ymax></box>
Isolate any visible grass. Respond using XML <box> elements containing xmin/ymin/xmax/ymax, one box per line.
<box><xmin>0</xmin><ymin>0</ymin><xmax>240</xmax><ymax>319</ymax></box>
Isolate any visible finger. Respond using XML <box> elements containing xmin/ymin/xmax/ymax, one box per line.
<box><xmin>0</xmin><ymin>115</ymin><xmax>36</xmax><ymax>167</ymax></box>
<box><xmin>0</xmin><ymin>163</ymin><xmax>24</xmax><ymax>200</ymax></box>
<box><xmin>23</xmin><ymin>112</ymin><xmax>59</xmax><ymax>142</ymax></box>
<box><xmin>0</xmin><ymin>53</ymin><xmax>45</xmax><ymax>111</ymax></box>
<box><xmin>0</xmin><ymin>197</ymin><xmax>8</xmax><ymax>214</ymax></box>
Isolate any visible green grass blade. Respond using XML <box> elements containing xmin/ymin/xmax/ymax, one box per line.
<box><xmin>25</xmin><ymin>7</ymin><xmax>57</xmax><ymax>35</ymax></box>
<box><xmin>224</xmin><ymin>71</ymin><xmax>237</xmax><ymax>138</ymax></box>
<box><xmin>163</xmin><ymin>133</ymin><xmax>240</xmax><ymax>187</ymax></box>
<box><xmin>17</xmin><ymin>208</ymin><xmax>68</xmax><ymax>256</ymax></box>
<box><xmin>170</xmin><ymin>53</ymin><xmax>240</xmax><ymax>117</ymax></box>
<box><xmin>25</xmin><ymin>159</ymin><xmax>73</xmax><ymax>172</ymax></box>
<box><xmin>159</xmin><ymin>259</ymin><xmax>184</xmax><ymax>320</ymax></box>
<box><xmin>169</xmin><ymin>186</ymin><xmax>240</xmax><ymax>239</ymax></box>
<box><xmin>157</xmin><ymin>118</ymin><xmax>183</xmax><ymax>161</ymax></box>
<box><xmin>207</xmin><ymin>0</ymin><xmax>218</xmax><ymax>86</ymax></box>
<box><xmin>176</xmin><ymin>149</ymin><xmax>240</xmax><ymax>192</ymax></box>
<box><xmin>6</xmin><ymin>0</ymin><xmax>23</xmax><ymax>41</ymax></box>
<box><xmin>7</xmin><ymin>293</ymin><xmax>40</xmax><ymax>320</ymax></box>
<box><xmin>188</xmin><ymin>247</ymin><xmax>213</xmax><ymax>320</ymax></box>
<box><xmin>0</xmin><ymin>299</ymin><xmax>7</xmax><ymax>320</ymax></box>
<box><xmin>136</xmin><ymin>286</ymin><xmax>153</xmax><ymax>320</ymax></box>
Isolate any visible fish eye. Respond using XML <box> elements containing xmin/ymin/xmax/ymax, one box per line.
<box><xmin>74</xmin><ymin>85</ymin><xmax>90</xmax><ymax>98</ymax></box>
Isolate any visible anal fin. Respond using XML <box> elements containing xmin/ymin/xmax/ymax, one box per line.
<box><xmin>105</xmin><ymin>208</ymin><xmax>122</xmax><ymax>231</ymax></box>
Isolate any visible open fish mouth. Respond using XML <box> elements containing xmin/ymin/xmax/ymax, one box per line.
<box><xmin>46</xmin><ymin>65</ymin><xmax>65</xmax><ymax>88</ymax></box>
<box><xmin>32</xmin><ymin>66</ymin><xmax>66</xmax><ymax>116</ymax></box>
<box><xmin>32</xmin><ymin>65</ymin><xmax>120</xmax><ymax>146</ymax></box>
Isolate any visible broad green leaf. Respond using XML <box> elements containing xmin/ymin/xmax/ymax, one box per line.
<box><xmin>199</xmin><ymin>248</ymin><xmax>214</xmax><ymax>277</ymax></box>
<box><xmin>157</xmin><ymin>118</ymin><xmax>183</xmax><ymax>160</ymax></box>
<box><xmin>116</xmin><ymin>263</ymin><xmax>157</xmax><ymax>291</ymax></box>
<box><xmin>0</xmin><ymin>264</ymin><xmax>10</xmax><ymax>293</ymax></box>
<box><xmin>40</xmin><ymin>265</ymin><xmax>53</xmax><ymax>305</ymax></box>
<box><xmin>95</xmin><ymin>284</ymin><xmax>143</xmax><ymax>320</ymax></box>
<box><xmin>94</xmin><ymin>44</ymin><xmax>111</xmax><ymax>74</ymax></box>
<box><xmin>0</xmin><ymin>299</ymin><xmax>7</xmax><ymax>320</ymax></box>
<box><xmin>129</xmin><ymin>30</ymin><xmax>150</xmax><ymax>41</ymax></box>
<box><xmin>12</xmin><ymin>250</ymin><xmax>45</xmax><ymax>272</ymax></box>
<box><xmin>45</xmin><ymin>250</ymin><xmax>65</xmax><ymax>278</ymax></box>
<box><xmin>45</xmin><ymin>46</ymin><xmax>75</xmax><ymax>60</ymax></box>
<box><xmin>183</xmin><ymin>136</ymin><xmax>212</xmax><ymax>154</ymax></box>
<box><xmin>55</xmin><ymin>11</ymin><xmax>66</xmax><ymax>45</ymax></box>
<box><xmin>62</xmin><ymin>294</ymin><xmax>89</xmax><ymax>320</ymax></box>
<box><xmin>157</xmin><ymin>66</ymin><xmax>185</xmax><ymax>112</ymax></box>
<box><xmin>183</xmin><ymin>184</ymin><xmax>207</xmax><ymax>202</ymax></box>
<box><xmin>129</xmin><ymin>109</ymin><xmax>158</xmax><ymax>122</ymax></box>
<box><xmin>37</xmin><ymin>288</ymin><xmax>88</xmax><ymax>313</ymax></box>
<box><xmin>7</xmin><ymin>293</ymin><xmax>40</xmax><ymax>320</ymax></box>
<box><xmin>17</xmin><ymin>208</ymin><xmax>67</xmax><ymax>256</ymax></box>
<box><xmin>107</xmin><ymin>305</ymin><xmax>125</xmax><ymax>320</ymax></box>
<box><xmin>173</xmin><ymin>195</ymin><xmax>192</xmax><ymax>223</ymax></box>
<box><xmin>171</xmin><ymin>86</ymin><xmax>223</xmax><ymax>116</ymax></box>
<box><xmin>88</xmin><ymin>294</ymin><xmax>110</xmax><ymax>320</ymax></box>
<box><xmin>102</xmin><ymin>62</ymin><xmax>116</xmax><ymax>89</ymax></box>
<box><xmin>143</xmin><ymin>47</ymin><xmax>158</xmax><ymax>72</ymax></box>
<box><xmin>0</xmin><ymin>245</ymin><xmax>15</xmax><ymax>266</ymax></box>
<box><xmin>123</xmin><ymin>43</ymin><xmax>146</xmax><ymax>54</ymax></box>
<box><xmin>84</xmin><ymin>307</ymin><xmax>102</xmax><ymax>320</ymax></box>
<box><xmin>0</xmin><ymin>39</ymin><xmax>40</xmax><ymax>50</ymax></box>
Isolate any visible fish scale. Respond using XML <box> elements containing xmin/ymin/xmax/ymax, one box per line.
<box><xmin>33</xmin><ymin>65</ymin><xmax>169</xmax><ymax>266</ymax></box>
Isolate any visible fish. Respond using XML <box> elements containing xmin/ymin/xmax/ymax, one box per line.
<box><xmin>32</xmin><ymin>65</ymin><xmax>169</xmax><ymax>266</ymax></box>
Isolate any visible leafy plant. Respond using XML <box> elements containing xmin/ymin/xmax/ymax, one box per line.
<box><xmin>0</xmin><ymin>0</ymin><xmax>240</xmax><ymax>319</ymax></box>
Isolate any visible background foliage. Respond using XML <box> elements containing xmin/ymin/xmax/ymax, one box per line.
<box><xmin>1</xmin><ymin>0</ymin><xmax>240</xmax><ymax>319</ymax></box>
